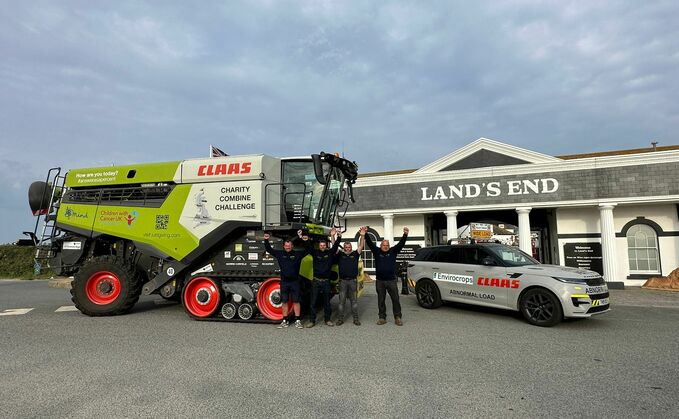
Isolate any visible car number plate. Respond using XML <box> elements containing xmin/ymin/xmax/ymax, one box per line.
<box><xmin>590</xmin><ymin>298</ymin><xmax>609</xmax><ymax>307</ymax></box>
<box><xmin>586</xmin><ymin>286</ymin><xmax>607</xmax><ymax>294</ymax></box>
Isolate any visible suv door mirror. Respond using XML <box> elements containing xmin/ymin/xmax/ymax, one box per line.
<box><xmin>481</xmin><ymin>256</ymin><xmax>497</xmax><ymax>266</ymax></box>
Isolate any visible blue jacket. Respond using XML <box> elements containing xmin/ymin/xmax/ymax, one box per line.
<box><xmin>264</xmin><ymin>239</ymin><xmax>311</xmax><ymax>280</ymax></box>
<box><xmin>309</xmin><ymin>239</ymin><xmax>340</xmax><ymax>279</ymax></box>
<box><xmin>365</xmin><ymin>233</ymin><xmax>407</xmax><ymax>280</ymax></box>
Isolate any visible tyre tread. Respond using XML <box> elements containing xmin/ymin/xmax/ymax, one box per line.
<box><xmin>519</xmin><ymin>287</ymin><xmax>563</xmax><ymax>327</ymax></box>
<box><xmin>415</xmin><ymin>278</ymin><xmax>442</xmax><ymax>309</ymax></box>
<box><xmin>71</xmin><ymin>255</ymin><xmax>141</xmax><ymax>316</ymax></box>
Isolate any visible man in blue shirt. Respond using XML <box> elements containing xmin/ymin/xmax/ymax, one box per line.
<box><xmin>306</xmin><ymin>228</ymin><xmax>341</xmax><ymax>328</ymax></box>
<box><xmin>333</xmin><ymin>226</ymin><xmax>366</xmax><ymax>326</ymax></box>
<box><xmin>263</xmin><ymin>229</ymin><xmax>311</xmax><ymax>329</ymax></box>
<box><xmin>365</xmin><ymin>226</ymin><xmax>409</xmax><ymax>326</ymax></box>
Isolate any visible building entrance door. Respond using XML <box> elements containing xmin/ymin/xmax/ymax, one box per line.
<box><xmin>427</xmin><ymin>208</ymin><xmax>558</xmax><ymax>264</ymax></box>
<box><xmin>425</xmin><ymin>213</ymin><xmax>448</xmax><ymax>246</ymax></box>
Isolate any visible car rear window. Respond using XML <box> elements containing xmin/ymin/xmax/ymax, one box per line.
<box><xmin>436</xmin><ymin>247</ymin><xmax>462</xmax><ymax>263</ymax></box>
<box><xmin>414</xmin><ymin>248</ymin><xmax>439</xmax><ymax>261</ymax></box>
<box><xmin>414</xmin><ymin>246</ymin><xmax>463</xmax><ymax>263</ymax></box>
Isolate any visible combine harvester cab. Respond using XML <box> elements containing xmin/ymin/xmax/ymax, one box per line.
<box><xmin>27</xmin><ymin>152</ymin><xmax>358</xmax><ymax>321</ymax></box>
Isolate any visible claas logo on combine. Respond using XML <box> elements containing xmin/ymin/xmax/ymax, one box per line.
<box><xmin>197</xmin><ymin>162</ymin><xmax>252</xmax><ymax>176</ymax></box>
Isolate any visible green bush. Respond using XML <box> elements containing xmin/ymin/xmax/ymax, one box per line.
<box><xmin>0</xmin><ymin>245</ymin><xmax>52</xmax><ymax>279</ymax></box>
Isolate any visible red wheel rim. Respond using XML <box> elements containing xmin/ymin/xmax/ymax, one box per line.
<box><xmin>257</xmin><ymin>278</ymin><xmax>293</xmax><ymax>321</ymax></box>
<box><xmin>85</xmin><ymin>271</ymin><xmax>121</xmax><ymax>305</ymax></box>
<box><xmin>183</xmin><ymin>277</ymin><xmax>220</xmax><ymax>318</ymax></box>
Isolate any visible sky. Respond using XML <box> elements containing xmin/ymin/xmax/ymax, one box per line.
<box><xmin>1</xmin><ymin>0</ymin><xmax>678</xmax><ymax>244</ymax></box>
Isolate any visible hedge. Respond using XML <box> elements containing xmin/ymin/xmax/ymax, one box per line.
<box><xmin>0</xmin><ymin>244</ymin><xmax>52</xmax><ymax>279</ymax></box>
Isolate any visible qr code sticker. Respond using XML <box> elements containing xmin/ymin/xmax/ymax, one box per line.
<box><xmin>155</xmin><ymin>214</ymin><xmax>169</xmax><ymax>230</ymax></box>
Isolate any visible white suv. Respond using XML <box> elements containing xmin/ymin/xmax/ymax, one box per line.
<box><xmin>408</xmin><ymin>243</ymin><xmax>610</xmax><ymax>327</ymax></box>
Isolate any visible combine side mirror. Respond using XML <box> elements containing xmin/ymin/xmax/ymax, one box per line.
<box><xmin>311</xmin><ymin>154</ymin><xmax>328</xmax><ymax>185</ymax></box>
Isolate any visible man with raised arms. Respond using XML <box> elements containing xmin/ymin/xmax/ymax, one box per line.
<box><xmin>263</xmin><ymin>229</ymin><xmax>311</xmax><ymax>329</ymax></box>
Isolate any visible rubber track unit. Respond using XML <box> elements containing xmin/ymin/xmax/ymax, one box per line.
<box><xmin>70</xmin><ymin>255</ymin><xmax>142</xmax><ymax>316</ymax></box>
<box><xmin>192</xmin><ymin>317</ymin><xmax>277</xmax><ymax>324</ymax></box>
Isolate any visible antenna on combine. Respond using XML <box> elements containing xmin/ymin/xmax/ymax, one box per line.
<box><xmin>651</xmin><ymin>141</ymin><xmax>658</xmax><ymax>151</ymax></box>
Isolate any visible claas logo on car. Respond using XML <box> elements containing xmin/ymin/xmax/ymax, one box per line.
<box><xmin>477</xmin><ymin>277</ymin><xmax>520</xmax><ymax>289</ymax></box>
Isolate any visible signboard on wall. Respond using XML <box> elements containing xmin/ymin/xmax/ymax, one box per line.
<box><xmin>563</xmin><ymin>243</ymin><xmax>603</xmax><ymax>275</ymax></box>
<box><xmin>396</xmin><ymin>245</ymin><xmax>422</xmax><ymax>281</ymax></box>
<box><xmin>396</xmin><ymin>245</ymin><xmax>421</xmax><ymax>261</ymax></box>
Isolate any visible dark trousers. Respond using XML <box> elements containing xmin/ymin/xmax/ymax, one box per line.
<box><xmin>376</xmin><ymin>279</ymin><xmax>402</xmax><ymax>319</ymax></box>
<box><xmin>338</xmin><ymin>279</ymin><xmax>358</xmax><ymax>320</ymax></box>
<box><xmin>310</xmin><ymin>279</ymin><xmax>332</xmax><ymax>322</ymax></box>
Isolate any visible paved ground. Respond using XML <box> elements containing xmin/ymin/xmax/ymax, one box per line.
<box><xmin>1</xmin><ymin>279</ymin><xmax>678</xmax><ymax>418</ymax></box>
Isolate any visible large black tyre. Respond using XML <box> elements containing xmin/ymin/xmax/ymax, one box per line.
<box><xmin>519</xmin><ymin>288</ymin><xmax>563</xmax><ymax>327</ymax></box>
<box><xmin>71</xmin><ymin>256</ymin><xmax>141</xmax><ymax>316</ymax></box>
<box><xmin>415</xmin><ymin>279</ymin><xmax>442</xmax><ymax>309</ymax></box>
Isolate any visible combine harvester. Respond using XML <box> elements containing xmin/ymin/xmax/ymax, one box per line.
<box><xmin>25</xmin><ymin>152</ymin><xmax>358</xmax><ymax>322</ymax></box>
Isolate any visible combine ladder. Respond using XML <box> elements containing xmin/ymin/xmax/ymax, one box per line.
<box><xmin>32</xmin><ymin>168</ymin><xmax>66</xmax><ymax>273</ymax></box>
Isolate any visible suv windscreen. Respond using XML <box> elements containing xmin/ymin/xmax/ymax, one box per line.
<box><xmin>485</xmin><ymin>245</ymin><xmax>538</xmax><ymax>267</ymax></box>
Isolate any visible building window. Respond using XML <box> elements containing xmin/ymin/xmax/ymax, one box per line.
<box><xmin>626</xmin><ymin>224</ymin><xmax>660</xmax><ymax>274</ymax></box>
<box><xmin>361</xmin><ymin>231</ymin><xmax>379</xmax><ymax>270</ymax></box>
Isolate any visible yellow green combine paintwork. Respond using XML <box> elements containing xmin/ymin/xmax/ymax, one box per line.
<box><xmin>31</xmin><ymin>151</ymin><xmax>360</xmax><ymax>321</ymax></box>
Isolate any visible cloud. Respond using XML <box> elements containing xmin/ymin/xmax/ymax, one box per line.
<box><xmin>0</xmin><ymin>1</ymin><xmax>678</xmax><ymax>243</ymax></box>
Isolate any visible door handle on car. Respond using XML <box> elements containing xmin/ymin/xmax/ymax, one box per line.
<box><xmin>431</xmin><ymin>267</ymin><xmax>439</xmax><ymax>270</ymax></box>
<box><xmin>465</xmin><ymin>270</ymin><xmax>474</xmax><ymax>273</ymax></box>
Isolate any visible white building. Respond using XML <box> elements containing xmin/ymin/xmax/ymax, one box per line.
<box><xmin>345</xmin><ymin>138</ymin><xmax>679</xmax><ymax>288</ymax></box>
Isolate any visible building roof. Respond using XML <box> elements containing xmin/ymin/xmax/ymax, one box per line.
<box><xmin>557</xmin><ymin>145</ymin><xmax>679</xmax><ymax>160</ymax></box>
<box><xmin>358</xmin><ymin>141</ymin><xmax>679</xmax><ymax>178</ymax></box>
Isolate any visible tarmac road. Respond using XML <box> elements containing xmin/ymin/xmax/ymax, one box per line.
<box><xmin>1</xmin><ymin>279</ymin><xmax>678</xmax><ymax>418</ymax></box>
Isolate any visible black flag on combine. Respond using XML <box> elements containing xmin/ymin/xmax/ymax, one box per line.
<box><xmin>210</xmin><ymin>145</ymin><xmax>228</xmax><ymax>158</ymax></box>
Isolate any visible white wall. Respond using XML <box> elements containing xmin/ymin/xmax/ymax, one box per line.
<box><xmin>614</xmin><ymin>204</ymin><xmax>679</xmax><ymax>279</ymax></box>
<box><xmin>557</xmin><ymin>204</ymin><xmax>679</xmax><ymax>283</ymax></box>
<box><xmin>394</xmin><ymin>214</ymin><xmax>426</xmax><ymax>245</ymax></box>
<box><xmin>613</xmin><ymin>204</ymin><xmax>679</xmax><ymax>232</ymax></box>
<box><xmin>556</xmin><ymin>207</ymin><xmax>601</xmax><ymax>233</ymax></box>
<box><xmin>345</xmin><ymin>216</ymin><xmax>382</xmax><ymax>241</ymax></box>
<box><xmin>346</xmin><ymin>214</ymin><xmax>425</xmax><ymax>243</ymax></box>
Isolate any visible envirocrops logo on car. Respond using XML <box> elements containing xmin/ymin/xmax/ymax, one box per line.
<box><xmin>432</xmin><ymin>272</ymin><xmax>474</xmax><ymax>284</ymax></box>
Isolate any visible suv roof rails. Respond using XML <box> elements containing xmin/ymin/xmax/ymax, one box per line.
<box><xmin>446</xmin><ymin>238</ymin><xmax>475</xmax><ymax>245</ymax></box>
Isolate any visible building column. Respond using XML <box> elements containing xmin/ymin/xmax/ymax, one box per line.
<box><xmin>382</xmin><ymin>213</ymin><xmax>394</xmax><ymax>244</ymax></box>
<box><xmin>516</xmin><ymin>207</ymin><xmax>532</xmax><ymax>254</ymax></box>
<box><xmin>599</xmin><ymin>204</ymin><xmax>619</xmax><ymax>282</ymax></box>
<box><xmin>445</xmin><ymin>210</ymin><xmax>458</xmax><ymax>242</ymax></box>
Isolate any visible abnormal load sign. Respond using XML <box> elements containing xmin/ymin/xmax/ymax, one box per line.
<box><xmin>470</xmin><ymin>223</ymin><xmax>492</xmax><ymax>239</ymax></box>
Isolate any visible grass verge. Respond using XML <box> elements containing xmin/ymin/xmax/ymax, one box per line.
<box><xmin>0</xmin><ymin>244</ymin><xmax>53</xmax><ymax>279</ymax></box>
